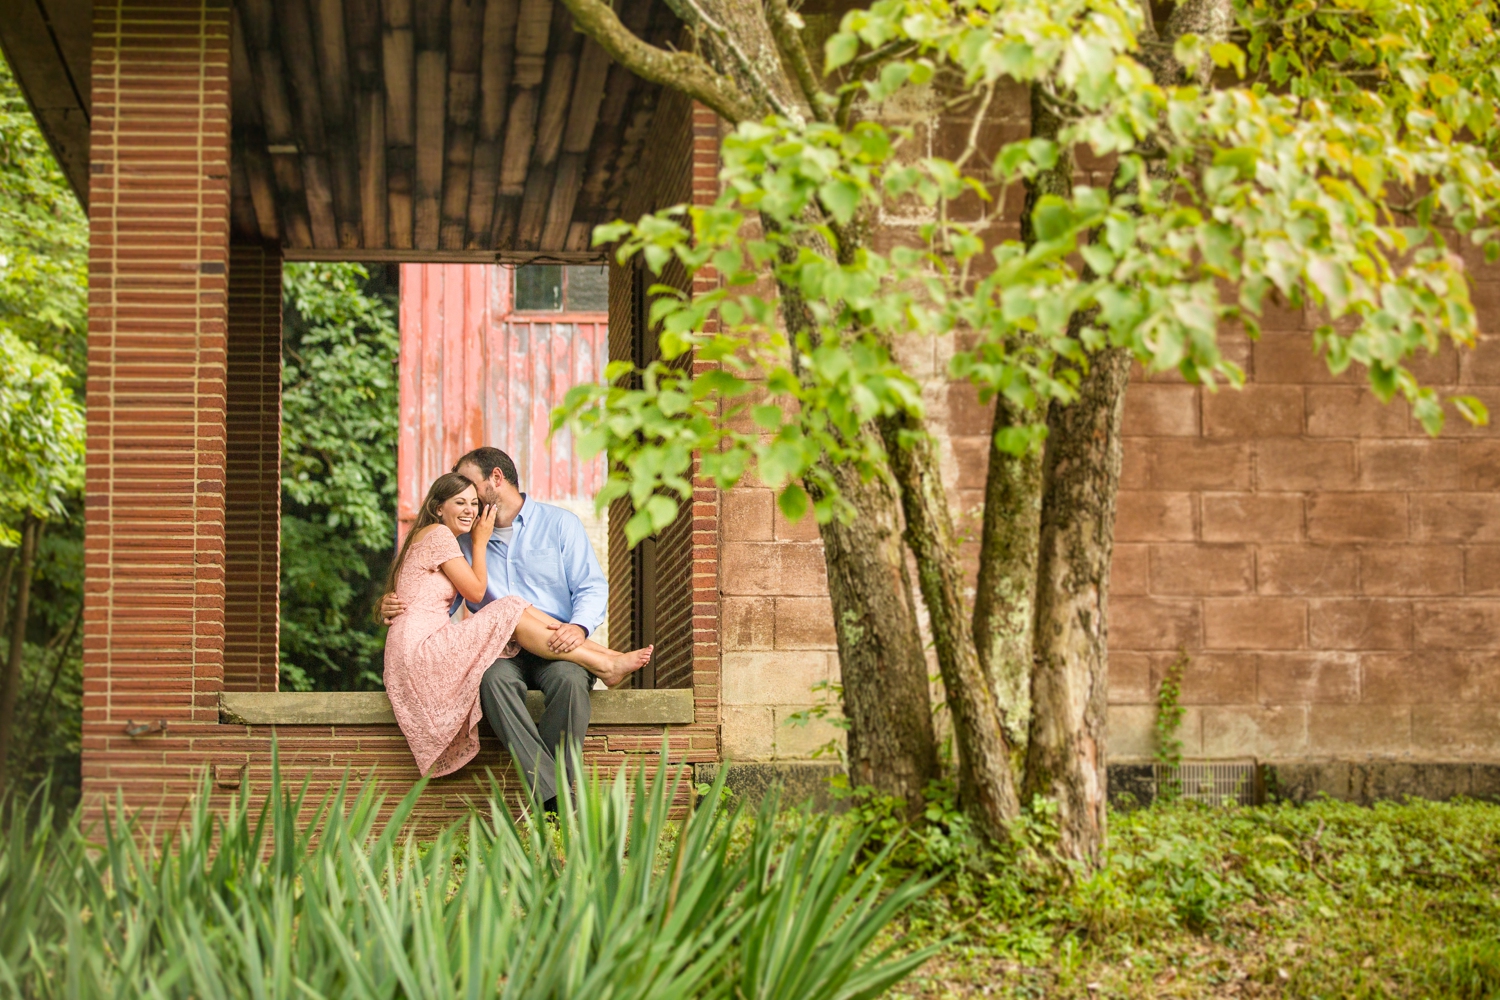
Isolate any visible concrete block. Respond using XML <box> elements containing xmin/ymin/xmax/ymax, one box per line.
<box><xmin>1203</xmin><ymin>598</ymin><xmax>1307</xmax><ymax>650</ymax></box>
<box><xmin>721</xmin><ymin>651</ymin><xmax>830</xmax><ymax>706</ymax></box>
<box><xmin>1257</xmin><ymin>545</ymin><xmax>1359</xmax><ymax>596</ymax></box>
<box><xmin>721</xmin><ymin>706</ymin><xmax>774</xmax><ymax>761</ymax></box>
<box><xmin>773</xmin><ymin>706</ymin><xmax>846</xmax><ymax>760</ymax></box>
<box><xmin>1200</xmin><ymin>705</ymin><xmax>1309</xmax><ymax>757</ymax></box>
<box><xmin>1306</xmin><ymin>704</ymin><xmax>1412</xmax><ymax>755</ymax></box>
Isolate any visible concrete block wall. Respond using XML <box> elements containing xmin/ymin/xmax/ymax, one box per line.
<box><xmin>1107</xmin><ymin>319</ymin><xmax>1500</xmax><ymax>763</ymax></box>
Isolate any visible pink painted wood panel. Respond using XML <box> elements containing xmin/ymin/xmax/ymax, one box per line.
<box><xmin>398</xmin><ymin>264</ymin><xmax>608</xmax><ymax>538</ymax></box>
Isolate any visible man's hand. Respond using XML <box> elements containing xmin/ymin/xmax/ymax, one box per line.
<box><xmin>547</xmin><ymin>622</ymin><xmax>587</xmax><ymax>654</ymax></box>
<box><xmin>379</xmin><ymin>592</ymin><xmax>409</xmax><ymax>624</ymax></box>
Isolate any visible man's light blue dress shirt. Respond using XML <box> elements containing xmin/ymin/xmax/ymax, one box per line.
<box><xmin>452</xmin><ymin>494</ymin><xmax>608</xmax><ymax>636</ymax></box>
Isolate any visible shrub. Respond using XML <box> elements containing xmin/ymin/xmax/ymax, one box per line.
<box><xmin>0</xmin><ymin>751</ymin><xmax>938</xmax><ymax>999</ymax></box>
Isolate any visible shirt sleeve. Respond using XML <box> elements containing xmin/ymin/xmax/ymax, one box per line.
<box><xmin>450</xmin><ymin>532</ymin><xmax>474</xmax><ymax>616</ymax></box>
<box><xmin>561</xmin><ymin>512</ymin><xmax>608</xmax><ymax>636</ymax></box>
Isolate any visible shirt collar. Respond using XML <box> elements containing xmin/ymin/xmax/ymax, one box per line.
<box><xmin>514</xmin><ymin>493</ymin><xmax>537</xmax><ymax>525</ymax></box>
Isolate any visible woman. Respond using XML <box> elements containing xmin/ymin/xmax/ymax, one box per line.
<box><xmin>383</xmin><ymin>472</ymin><xmax>652</xmax><ymax>777</ymax></box>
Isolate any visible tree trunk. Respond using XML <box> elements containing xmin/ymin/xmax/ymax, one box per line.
<box><xmin>972</xmin><ymin>393</ymin><xmax>1044</xmax><ymax>756</ymax></box>
<box><xmin>880</xmin><ymin>415</ymin><xmax>1019</xmax><ymax>839</ymax></box>
<box><xmin>972</xmin><ymin>83</ymin><xmax>1074</xmax><ymax>757</ymax></box>
<box><xmin>1023</xmin><ymin>350</ymin><xmax>1131</xmax><ymax>864</ymax></box>
<box><xmin>0</xmin><ymin>516</ymin><xmax>41</xmax><ymax>795</ymax></box>
<box><xmin>0</xmin><ymin>548</ymin><xmax>14</xmax><ymax>650</ymax></box>
<box><xmin>815</xmin><ymin>461</ymin><xmax>939</xmax><ymax>809</ymax></box>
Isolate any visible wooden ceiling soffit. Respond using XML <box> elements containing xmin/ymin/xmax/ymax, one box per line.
<box><xmin>229</xmin><ymin>0</ymin><xmax>674</xmax><ymax>254</ymax></box>
<box><xmin>0</xmin><ymin>0</ymin><xmax>91</xmax><ymax>207</ymax></box>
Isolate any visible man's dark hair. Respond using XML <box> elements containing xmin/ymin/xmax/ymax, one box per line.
<box><xmin>454</xmin><ymin>446</ymin><xmax>519</xmax><ymax>488</ymax></box>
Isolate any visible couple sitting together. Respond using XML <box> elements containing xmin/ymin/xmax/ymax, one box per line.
<box><xmin>379</xmin><ymin>447</ymin><xmax>651</xmax><ymax>807</ymax></box>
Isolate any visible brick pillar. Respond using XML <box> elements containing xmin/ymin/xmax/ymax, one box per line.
<box><xmin>83</xmin><ymin>0</ymin><xmax>231</xmax><ymax>794</ymax></box>
<box><xmin>224</xmin><ymin>244</ymin><xmax>281</xmax><ymax>692</ymax></box>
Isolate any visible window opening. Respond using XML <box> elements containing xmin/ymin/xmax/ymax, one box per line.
<box><xmin>514</xmin><ymin>264</ymin><xmax>609</xmax><ymax>312</ymax></box>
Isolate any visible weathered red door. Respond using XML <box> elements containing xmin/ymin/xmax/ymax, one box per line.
<box><xmin>397</xmin><ymin>264</ymin><xmax>609</xmax><ymax>540</ymax></box>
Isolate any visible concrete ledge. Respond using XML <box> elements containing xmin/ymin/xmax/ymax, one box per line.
<box><xmin>220</xmin><ymin>688</ymin><xmax>695</xmax><ymax>726</ymax></box>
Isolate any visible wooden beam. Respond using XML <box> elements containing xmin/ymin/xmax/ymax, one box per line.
<box><xmin>231</xmin><ymin>155</ymin><xmax>261</xmax><ymax>242</ymax></box>
<box><xmin>496</xmin><ymin>0</ymin><xmax>551</xmax><ymax>209</ymax></box>
<box><xmin>540</xmin><ymin>39</ymin><xmax>609</xmax><ymax>250</ymax></box>
<box><xmin>413</xmin><ymin>49</ymin><xmax>449</xmax><ymax>251</ymax></box>
<box><xmin>438</xmin><ymin>0</ymin><xmax>486</xmax><ymax>249</ymax></box>
<box><xmin>357</xmin><ymin>90</ymin><xmax>389</xmax><ymax>249</ymax></box>
<box><xmin>515</xmin><ymin>155</ymin><xmax>553</xmax><ymax>251</ymax></box>
<box><xmin>230</xmin><ymin>9</ymin><xmax>280</xmax><ymax>241</ymax></box>
<box><xmin>239</xmin><ymin>0</ymin><xmax>314</xmax><ymax>246</ymax></box>
<box><xmin>282</xmin><ymin>244</ymin><xmax>603</xmax><ymax>263</ymax></box>
<box><xmin>382</xmin><ymin>0</ymin><xmax>415</xmax><ymax>248</ymax></box>
<box><xmin>539</xmin><ymin>151</ymin><xmax>584</xmax><ymax>251</ymax></box>
<box><xmin>346</xmin><ymin>0</ymin><xmax>388</xmax><ymax>248</ymax></box>
<box><xmin>465</xmin><ymin>0</ymin><xmax>518</xmax><ymax>247</ymax></box>
<box><xmin>490</xmin><ymin>192</ymin><xmax>521</xmax><ymax>247</ymax></box>
<box><xmin>313</xmin><ymin>0</ymin><xmax>362</xmax><ymax>248</ymax></box>
<box><xmin>275</xmin><ymin>0</ymin><xmax>339</xmax><ymax>248</ymax></box>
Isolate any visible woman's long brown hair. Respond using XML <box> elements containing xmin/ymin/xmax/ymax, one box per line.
<box><xmin>382</xmin><ymin>472</ymin><xmax>477</xmax><ymax>601</ymax></box>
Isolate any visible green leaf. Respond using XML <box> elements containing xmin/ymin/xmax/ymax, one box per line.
<box><xmin>825</xmin><ymin>32</ymin><xmax>860</xmax><ymax>72</ymax></box>
<box><xmin>1173</xmin><ymin>33</ymin><xmax>1204</xmax><ymax>69</ymax></box>
<box><xmin>818</xmin><ymin>178</ymin><xmax>862</xmax><ymax>225</ymax></box>
<box><xmin>778</xmin><ymin>483</ymin><xmax>810</xmax><ymax>522</ymax></box>
<box><xmin>1208</xmin><ymin>41</ymin><xmax>1245</xmax><ymax>79</ymax></box>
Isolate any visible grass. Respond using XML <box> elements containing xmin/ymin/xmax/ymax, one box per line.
<box><xmin>869</xmin><ymin>788</ymin><xmax>1500</xmax><ymax>999</ymax></box>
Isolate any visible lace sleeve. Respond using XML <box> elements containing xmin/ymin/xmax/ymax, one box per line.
<box><xmin>418</xmin><ymin>529</ymin><xmax>463</xmax><ymax>571</ymax></box>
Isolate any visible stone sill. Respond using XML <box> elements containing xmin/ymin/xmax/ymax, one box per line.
<box><xmin>220</xmin><ymin>688</ymin><xmax>695</xmax><ymax>727</ymax></box>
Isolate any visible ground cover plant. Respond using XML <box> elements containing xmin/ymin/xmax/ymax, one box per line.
<box><xmin>859</xmin><ymin>785</ymin><xmax>1500</xmax><ymax>998</ymax></box>
<box><xmin>0</xmin><ymin>752</ymin><xmax>936</xmax><ymax>1000</ymax></box>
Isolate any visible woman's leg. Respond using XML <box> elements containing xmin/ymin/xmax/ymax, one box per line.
<box><xmin>512</xmin><ymin>606</ymin><xmax>651</xmax><ymax>687</ymax></box>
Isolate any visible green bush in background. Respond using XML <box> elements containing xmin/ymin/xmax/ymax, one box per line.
<box><xmin>278</xmin><ymin>262</ymin><xmax>401</xmax><ymax>693</ymax></box>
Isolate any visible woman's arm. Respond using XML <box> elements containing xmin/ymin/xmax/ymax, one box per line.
<box><xmin>439</xmin><ymin>503</ymin><xmax>496</xmax><ymax>603</ymax></box>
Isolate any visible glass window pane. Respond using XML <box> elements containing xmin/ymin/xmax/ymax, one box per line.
<box><xmin>515</xmin><ymin>265</ymin><xmax>562</xmax><ymax>311</ymax></box>
<box><xmin>565</xmin><ymin>265</ymin><xmax>609</xmax><ymax>312</ymax></box>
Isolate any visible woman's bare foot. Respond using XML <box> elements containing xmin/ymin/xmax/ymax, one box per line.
<box><xmin>600</xmin><ymin>645</ymin><xmax>653</xmax><ymax>688</ymax></box>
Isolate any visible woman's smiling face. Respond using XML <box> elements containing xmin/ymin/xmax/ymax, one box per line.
<box><xmin>435</xmin><ymin>485</ymin><xmax>481</xmax><ymax>535</ymax></box>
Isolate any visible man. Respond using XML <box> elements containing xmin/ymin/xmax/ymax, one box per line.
<box><xmin>382</xmin><ymin>446</ymin><xmax>606</xmax><ymax>808</ymax></box>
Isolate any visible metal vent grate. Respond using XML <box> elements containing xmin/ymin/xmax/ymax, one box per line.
<box><xmin>1153</xmin><ymin>761</ymin><xmax>1262</xmax><ymax>806</ymax></box>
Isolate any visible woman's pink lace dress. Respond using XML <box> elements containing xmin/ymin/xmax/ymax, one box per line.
<box><xmin>384</xmin><ymin>529</ymin><xmax>529</xmax><ymax>777</ymax></box>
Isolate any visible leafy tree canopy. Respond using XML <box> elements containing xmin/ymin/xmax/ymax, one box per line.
<box><xmin>558</xmin><ymin>0</ymin><xmax>1498</xmax><ymax>541</ymax></box>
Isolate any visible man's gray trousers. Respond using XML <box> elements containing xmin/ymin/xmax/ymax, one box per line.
<box><xmin>478</xmin><ymin>650</ymin><xmax>591</xmax><ymax>803</ymax></box>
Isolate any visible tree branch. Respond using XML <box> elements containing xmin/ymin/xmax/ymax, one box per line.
<box><xmin>765</xmin><ymin>0</ymin><xmax>832</xmax><ymax>122</ymax></box>
<box><xmin>556</xmin><ymin>0</ymin><xmax>760</xmax><ymax>123</ymax></box>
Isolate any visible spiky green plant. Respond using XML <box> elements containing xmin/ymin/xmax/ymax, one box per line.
<box><xmin>0</xmin><ymin>748</ymin><xmax>938</xmax><ymax>999</ymax></box>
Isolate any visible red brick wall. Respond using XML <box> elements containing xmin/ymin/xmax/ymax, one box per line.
<box><xmin>83</xmin><ymin>13</ymin><xmax>717</xmax><ymax>830</ymax></box>
<box><xmin>224</xmin><ymin>243</ymin><xmax>281</xmax><ymax>693</ymax></box>
<box><xmin>605</xmin><ymin>87</ymin><xmax>714</xmax><ymax>694</ymax></box>
<box><xmin>84</xmin><ymin>0</ymin><xmax>234</xmax><ymax>763</ymax></box>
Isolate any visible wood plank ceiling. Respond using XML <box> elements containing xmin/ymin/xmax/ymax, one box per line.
<box><xmin>230</xmin><ymin>0</ymin><xmax>679</xmax><ymax>260</ymax></box>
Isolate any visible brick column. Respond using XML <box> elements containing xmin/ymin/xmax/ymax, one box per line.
<box><xmin>224</xmin><ymin>244</ymin><xmax>281</xmax><ymax>692</ymax></box>
<box><xmin>83</xmin><ymin>0</ymin><xmax>231</xmax><ymax>794</ymax></box>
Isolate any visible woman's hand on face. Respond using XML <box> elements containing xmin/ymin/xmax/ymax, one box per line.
<box><xmin>471</xmin><ymin>501</ymin><xmax>498</xmax><ymax>546</ymax></box>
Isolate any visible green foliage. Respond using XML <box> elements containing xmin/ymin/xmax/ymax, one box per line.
<box><xmin>0</xmin><ymin>50</ymin><xmax>85</xmax><ymax>812</ymax></box>
<box><xmin>279</xmin><ymin>262</ymin><xmax>400</xmax><ymax>691</ymax></box>
<box><xmin>556</xmin><ymin>0</ymin><xmax>1500</xmax><ymax>542</ymax></box>
<box><xmin>0</xmin><ymin>56</ymin><xmax>87</xmax><ymax>378</ymax></box>
<box><xmin>1152</xmin><ymin>649</ymin><xmax>1188</xmax><ymax>798</ymax></box>
<box><xmin>0</xmin><ymin>330</ymin><xmax>83</xmax><ymax>534</ymax></box>
<box><xmin>881</xmin><ymin>795</ymin><xmax>1500</xmax><ymax>997</ymax></box>
<box><xmin>0</xmin><ymin>751</ymin><xmax>937</xmax><ymax>999</ymax></box>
